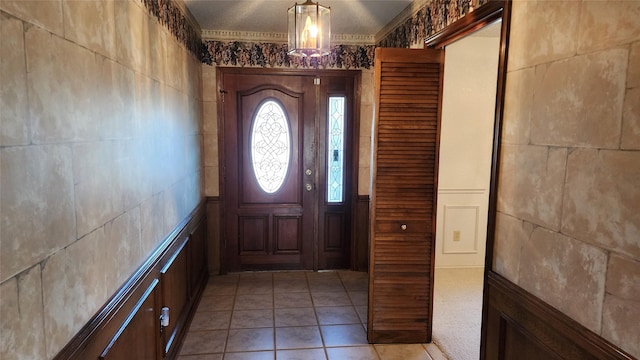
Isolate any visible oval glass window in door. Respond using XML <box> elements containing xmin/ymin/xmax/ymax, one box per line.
<box><xmin>250</xmin><ymin>100</ymin><xmax>291</xmax><ymax>194</ymax></box>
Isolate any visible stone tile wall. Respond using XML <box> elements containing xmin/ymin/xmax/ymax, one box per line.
<box><xmin>0</xmin><ymin>0</ymin><xmax>203</xmax><ymax>359</ymax></box>
<box><xmin>202</xmin><ymin>64</ymin><xmax>219</xmax><ymax>196</ymax></box>
<box><xmin>494</xmin><ymin>0</ymin><xmax>640</xmax><ymax>357</ymax></box>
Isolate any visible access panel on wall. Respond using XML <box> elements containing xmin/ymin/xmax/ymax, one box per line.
<box><xmin>368</xmin><ymin>48</ymin><xmax>445</xmax><ymax>343</ymax></box>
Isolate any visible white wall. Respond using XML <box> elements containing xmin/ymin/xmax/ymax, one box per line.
<box><xmin>435</xmin><ymin>29</ymin><xmax>500</xmax><ymax>268</ymax></box>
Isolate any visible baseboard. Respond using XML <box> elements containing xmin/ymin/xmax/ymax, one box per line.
<box><xmin>482</xmin><ymin>271</ymin><xmax>635</xmax><ymax>360</ymax></box>
<box><xmin>54</xmin><ymin>203</ymin><xmax>208</xmax><ymax>360</ymax></box>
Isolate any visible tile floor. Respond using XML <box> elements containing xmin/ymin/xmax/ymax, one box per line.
<box><xmin>178</xmin><ymin>271</ymin><xmax>448</xmax><ymax>360</ymax></box>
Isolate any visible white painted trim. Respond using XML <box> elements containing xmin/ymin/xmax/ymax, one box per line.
<box><xmin>442</xmin><ymin>205</ymin><xmax>480</xmax><ymax>255</ymax></box>
<box><xmin>202</xmin><ymin>30</ymin><xmax>288</xmax><ymax>42</ymax></box>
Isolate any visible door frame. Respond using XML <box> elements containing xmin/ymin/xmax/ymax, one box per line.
<box><xmin>424</xmin><ymin>0</ymin><xmax>511</xmax><ymax>357</ymax></box>
<box><xmin>216</xmin><ymin>67</ymin><xmax>362</xmax><ymax>273</ymax></box>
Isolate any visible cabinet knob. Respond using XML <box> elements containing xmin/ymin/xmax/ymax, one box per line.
<box><xmin>400</xmin><ymin>224</ymin><xmax>407</xmax><ymax>231</ymax></box>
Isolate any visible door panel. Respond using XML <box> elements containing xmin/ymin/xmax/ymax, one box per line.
<box><xmin>368</xmin><ymin>48</ymin><xmax>445</xmax><ymax>343</ymax></box>
<box><xmin>317</xmin><ymin>76</ymin><xmax>354</xmax><ymax>269</ymax></box>
<box><xmin>223</xmin><ymin>74</ymin><xmax>315</xmax><ymax>271</ymax></box>
<box><xmin>239</xmin><ymin>90</ymin><xmax>302</xmax><ymax>205</ymax></box>
<box><xmin>221</xmin><ymin>71</ymin><xmax>356</xmax><ymax>272</ymax></box>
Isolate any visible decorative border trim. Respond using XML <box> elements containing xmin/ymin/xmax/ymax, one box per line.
<box><xmin>140</xmin><ymin>0</ymin><xmax>202</xmax><ymax>57</ymax></box>
<box><xmin>377</xmin><ymin>0</ymin><xmax>490</xmax><ymax>48</ymax></box>
<box><xmin>138</xmin><ymin>0</ymin><xmax>498</xmax><ymax>67</ymax></box>
<box><xmin>202</xmin><ymin>41</ymin><xmax>376</xmax><ymax>69</ymax></box>
<box><xmin>375</xmin><ymin>0</ymin><xmax>429</xmax><ymax>42</ymax></box>
<box><xmin>202</xmin><ymin>30</ymin><xmax>288</xmax><ymax>43</ymax></box>
<box><xmin>202</xmin><ymin>31</ymin><xmax>375</xmax><ymax>46</ymax></box>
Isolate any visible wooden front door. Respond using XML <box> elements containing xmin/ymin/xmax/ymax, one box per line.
<box><xmin>220</xmin><ymin>71</ymin><xmax>356</xmax><ymax>272</ymax></box>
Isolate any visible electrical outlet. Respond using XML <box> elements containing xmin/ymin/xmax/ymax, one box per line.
<box><xmin>453</xmin><ymin>230</ymin><xmax>461</xmax><ymax>242</ymax></box>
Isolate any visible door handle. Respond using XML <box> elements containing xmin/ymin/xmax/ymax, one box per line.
<box><xmin>305</xmin><ymin>184</ymin><xmax>313</xmax><ymax>191</ymax></box>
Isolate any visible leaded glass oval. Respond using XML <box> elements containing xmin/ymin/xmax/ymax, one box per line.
<box><xmin>250</xmin><ymin>100</ymin><xmax>291</xmax><ymax>194</ymax></box>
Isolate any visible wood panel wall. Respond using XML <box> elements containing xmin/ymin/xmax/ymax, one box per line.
<box><xmin>368</xmin><ymin>48</ymin><xmax>445</xmax><ymax>343</ymax></box>
<box><xmin>353</xmin><ymin>195</ymin><xmax>370</xmax><ymax>271</ymax></box>
<box><xmin>483</xmin><ymin>271</ymin><xmax>635</xmax><ymax>360</ymax></box>
<box><xmin>54</xmin><ymin>205</ymin><xmax>208</xmax><ymax>360</ymax></box>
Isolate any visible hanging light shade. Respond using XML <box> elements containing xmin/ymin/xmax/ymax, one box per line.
<box><xmin>287</xmin><ymin>0</ymin><xmax>331</xmax><ymax>57</ymax></box>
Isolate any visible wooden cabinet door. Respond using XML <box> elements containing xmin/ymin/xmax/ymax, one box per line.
<box><xmin>368</xmin><ymin>48</ymin><xmax>445</xmax><ymax>343</ymax></box>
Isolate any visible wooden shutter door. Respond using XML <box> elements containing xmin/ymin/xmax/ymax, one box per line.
<box><xmin>367</xmin><ymin>48</ymin><xmax>444</xmax><ymax>343</ymax></box>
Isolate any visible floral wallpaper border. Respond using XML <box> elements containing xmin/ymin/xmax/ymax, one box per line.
<box><xmin>378</xmin><ymin>0</ymin><xmax>490</xmax><ymax>48</ymax></box>
<box><xmin>140</xmin><ymin>0</ymin><xmax>493</xmax><ymax>68</ymax></box>
<box><xmin>141</xmin><ymin>0</ymin><xmax>202</xmax><ymax>57</ymax></box>
<box><xmin>201</xmin><ymin>41</ymin><xmax>376</xmax><ymax>69</ymax></box>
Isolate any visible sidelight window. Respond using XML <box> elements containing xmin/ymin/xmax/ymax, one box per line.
<box><xmin>250</xmin><ymin>100</ymin><xmax>291</xmax><ymax>194</ymax></box>
<box><xmin>327</xmin><ymin>96</ymin><xmax>345</xmax><ymax>203</ymax></box>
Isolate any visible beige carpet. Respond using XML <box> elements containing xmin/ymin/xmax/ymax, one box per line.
<box><xmin>432</xmin><ymin>267</ymin><xmax>484</xmax><ymax>360</ymax></box>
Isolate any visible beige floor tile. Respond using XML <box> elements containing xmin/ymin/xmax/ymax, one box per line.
<box><xmin>355</xmin><ymin>305</ymin><xmax>368</xmax><ymax>324</ymax></box>
<box><xmin>178</xmin><ymin>354</ymin><xmax>224</xmax><ymax>360</ymax></box>
<box><xmin>277</xmin><ymin>348</ymin><xmax>327</xmax><ymax>360</ymax></box>
<box><xmin>325</xmin><ymin>345</ymin><xmax>379</xmax><ymax>360</ymax></box>
<box><xmin>316</xmin><ymin>306</ymin><xmax>360</xmax><ymax>325</ymax></box>
<box><xmin>339</xmin><ymin>272</ymin><xmax>369</xmax><ymax>292</ymax></box>
<box><xmin>276</xmin><ymin>326</ymin><xmax>324</xmax><ymax>349</ymax></box>
<box><xmin>423</xmin><ymin>343</ymin><xmax>448</xmax><ymax>360</ymax></box>
<box><xmin>274</xmin><ymin>278</ymin><xmax>309</xmax><ymax>293</ymax></box>
<box><xmin>198</xmin><ymin>295</ymin><xmax>235</xmax><ymax>312</ymax></box>
<box><xmin>321</xmin><ymin>324</ymin><xmax>368</xmax><ymax>347</ymax></box>
<box><xmin>230</xmin><ymin>309</ymin><xmax>274</xmax><ymax>328</ymax></box>
<box><xmin>348</xmin><ymin>291</ymin><xmax>368</xmax><ymax>306</ymax></box>
<box><xmin>273</xmin><ymin>271</ymin><xmax>309</xmax><ymax>280</ymax></box>
<box><xmin>180</xmin><ymin>330</ymin><xmax>227</xmax><ymax>355</ymax></box>
<box><xmin>223</xmin><ymin>350</ymin><xmax>274</xmax><ymax>360</ymax></box>
<box><xmin>312</xmin><ymin>291</ymin><xmax>351</xmax><ymax>306</ymax></box>
<box><xmin>274</xmin><ymin>291</ymin><xmax>313</xmax><ymax>308</ymax></box>
<box><xmin>238</xmin><ymin>272</ymin><xmax>274</xmax><ymax>281</ymax></box>
<box><xmin>237</xmin><ymin>281</ymin><xmax>273</xmax><ymax>295</ymax></box>
<box><xmin>181</xmin><ymin>272</ymin><xmax>448</xmax><ymax>359</ymax></box>
<box><xmin>202</xmin><ymin>283</ymin><xmax>238</xmax><ymax>296</ymax></box>
<box><xmin>190</xmin><ymin>311</ymin><xmax>232</xmax><ymax>331</ymax></box>
<box><xmin>226</xmin><ymin>328</ymin><xmax>274</xmax><ymax>352</ymax></box>
<box><xmin>375</xmin><ymin>344</ymin><xmax>432</xmax><ymax>360</ymax></box>
<box><xmin>308</xmin><ymin>276</ymin><xmax>345</xmax><ymax>293</ymax></box>
<box><xmin>275</xmin><ymin>307</ymin><xmax>318</xmax><ymax>327</ymax></box>
<box><xmin>234</xmin><ymin>293</ymin><xmax>273</xmax><ymax>310</ymax></box>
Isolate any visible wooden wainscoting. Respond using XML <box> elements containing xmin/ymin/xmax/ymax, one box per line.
<box><xmin>353</xmin><ymin>195</ymin><xmax>370</xmax><ymax>272</ymax></box>
<box><xmin>206</xmin><ymin>197</ymin><xmax>222</xmax><ymax>274</ymax></box>
<box><xmin>54</xmin><ymin>204</ymin><xmax>208</xmax><ymax>360</ymax></box>
<box><xmin>483</xmin><ymin>271</ymin><xmax>635</xmax><ymax>360</ymax></box>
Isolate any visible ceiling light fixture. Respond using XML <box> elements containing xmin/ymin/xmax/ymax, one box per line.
<box><xmin>288</xmin><ymin>0</ymin><xmax>331</xmax><ymax>57</ymax></box>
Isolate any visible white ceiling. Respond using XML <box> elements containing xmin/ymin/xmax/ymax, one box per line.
<box><xmin>183</xmin><ymin>0</ymin><xmax>415</xmax><ymax>37</ymax></box>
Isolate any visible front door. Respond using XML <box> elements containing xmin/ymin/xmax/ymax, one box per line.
<box><xmin>220</xmin><ymin>70</ymin><xmax>356</xmax><ymax>272</ymax></box>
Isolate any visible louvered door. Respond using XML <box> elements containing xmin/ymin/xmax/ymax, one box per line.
<box><xmin>368</xmin><ymin>48</ymin><xmax>445</xmax><ymax>343</ymax></box>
